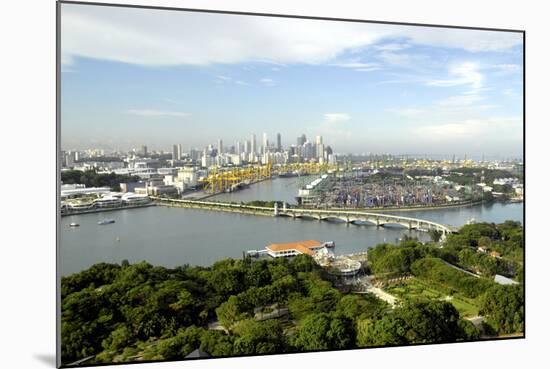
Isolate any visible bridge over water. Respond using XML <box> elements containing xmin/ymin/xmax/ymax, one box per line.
<box><xmin>152</xmin><ymin>197</ymin><xmax>457</xmax><ymax>237</ymax></box>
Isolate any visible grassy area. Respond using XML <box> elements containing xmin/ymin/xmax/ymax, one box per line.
<box><xmin>385</xmin><ymin>277</ymin><xmax>479</xmax><ymax>317</ymax></box>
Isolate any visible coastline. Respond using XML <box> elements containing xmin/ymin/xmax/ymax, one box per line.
<box><xmin>61</xmin><ymin>202</ymin><xmax>156</xmax><ymax>217</ymax></box>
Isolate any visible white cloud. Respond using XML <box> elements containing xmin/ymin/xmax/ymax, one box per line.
<box><xmin>427</xmin><ymin>62</ymin><xmax>483</xmax><ymax>90</ymax></box>
<box><xmin>374</xmin><ymin>42</ymin><xmax>410</xmax><ymax>51</ymax></box>
<box><xmin>415</xmin><ymin>117</ymin><xmax>521</xmax><ymax>140</ymax></box>
<box><xmin>386</xmin><ymin>108</ymin><xmax>425</xmax><ymax>116</ymax></box>
<box><xmin>215</xmin><ymin>75</ymin><xmax>249</xmax><ymax>86</ymax></box>
<box><xmin>61</xmin><ymin>4</ymin><xmax>523</xmax><ymax>67</ymax></box>
<box><xmin>329</xmin><ymin>60</ymin><xmax>380</xmax><ymax>71</ymax></box>
<box><xmin>259</xmin><ymin>78</ymin><xmax>276</xmax><ymax>86</ymax></box>
<box><xmin>491</xmin><ymin>63</ymin><xmax>522</xmax><ymax>76</ymax></box>
<box><xmin>437</xmin><ymin>93</ymin><xmax>485</xmax><ymax>107</ymax></box>
<box><xmin>354</xmin><ymin>67</ymin><xmax>381</xmax><ymax>72</ymax></box>
<box><xmin>502</xmin><ymin>88</ymin><xmax>520</xmax><ymax>98</ymax></box>
<box><xmin>324</xmin><ymin>113</ymin><xmax>351</xmax><ymax>123</ymax></box>
<box><xmin>127</xmin><ymin>109</ymin><xmax>189</xmax><ymax>118</ymax></box>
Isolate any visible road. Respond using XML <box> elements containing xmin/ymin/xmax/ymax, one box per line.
<box><xmin>442</xmin><ymin>260</ymin><xmax>481</xmax><ymax>278</ymax></box>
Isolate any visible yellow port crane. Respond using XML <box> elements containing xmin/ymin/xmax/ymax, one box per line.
<box><xmin>201</xmin><ymin>164</ymin><xmax>273</xmax><ymax>194</ymax></box>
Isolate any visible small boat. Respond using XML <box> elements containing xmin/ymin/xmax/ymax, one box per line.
<box><xmin>98</xmin><ymin>219</ymin><xmax>115</xmax><ymax>225</ymax></box>
<box><xmin>69</xmin><ymin>222</ymin><xmax>80</xmax><ymax>227</ymax></box>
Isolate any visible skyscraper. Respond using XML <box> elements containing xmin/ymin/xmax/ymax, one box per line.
<box><xmin>276</xmin><ymin>133</ymin><xmax>282</xmax><ymax>152</ymax></box>
<box><xmin>217</xmin><ymin>139</ymin><xmax>223</xmax><ymax>156</ymax></box>
<box><xmin>251</xmin><ymin>133</ymin><xmax>257</xmax><ymax>155</ymax></box>
<box><xmin>297</xmin><ymin>134</ymin><xmax>306</xmax><ymax>146</ymax></box>
<box><xmin>316</xmin><ymin>136</ymin><xmax>323</xmax><ymax>159</ymax></box>
<box><xmin>262</xmin><ymin>132</ymin><xmax>268</xmax><ymax>154</ymax></box>
<box><xmin>173</xmin><ymin>144</ymin><xmax>182</xmax><ymax>160</ymax></box>
<box><xmin>172</xmin><ymin>144</ymin><xmax>178</xmax><ymax>160</ymax></box>
<box><xmin>236</xmin><ymin>141</ymin><xmax>242</xmax><ymax>155</ymax></box>
<box><xmin>141</xmin><ymin>145</ymin><xmax>148</xmax><ymax>157</ymax></box>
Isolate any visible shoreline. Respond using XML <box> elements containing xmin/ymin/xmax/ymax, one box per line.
<box><xmin>324</xmin><ymin>200</ymin><xmax>484</xmax><ymax>213</ymax></box>
<box><xmin>326</xmin><ymin>199</ymin><xmax>523</xmax><ymax>213</ymax></box>
<box><xmin>61</xmin><ymin>202</ymin><xmax>156</xmax><ymax>217</ymax></box>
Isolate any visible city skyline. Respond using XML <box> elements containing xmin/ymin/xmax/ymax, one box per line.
<box><xmin>61</xmin><ymin>4</ymin><xmax>523</xmax><ymax>157</ymax></box>
<box><xmin>61</xmin><ymin>130</ymin><xmax>522</xmax><ymax>162</ymax></box>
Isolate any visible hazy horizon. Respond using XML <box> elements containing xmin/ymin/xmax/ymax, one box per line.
<box><xmin>61</xmin><ymin>4</ymin><xmax>524</xmax><ymax>158</ymax></box>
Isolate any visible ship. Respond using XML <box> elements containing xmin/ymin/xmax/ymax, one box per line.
<box><xmin>98</xmin><ymin>219</ymin><xmax>116</xmax><ymax>225</ymax></box>
<box><xmin>278</xmin><ymin>171</ymin><xmax>298</xmax><ymax>178</ymax></box>
<box><xmin>69</xmin><ymin>222</ymin><xmax>80</xmax><ymax>227</ymax></box>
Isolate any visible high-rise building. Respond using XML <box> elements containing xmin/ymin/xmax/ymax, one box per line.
<box><xmin>172</xmin><ymin>144</ymin><xmax>182</xmax><ymax>161</ymax></box>
<box><xmin>65</xmin><ymin>151</ymin><xmax>75</xmax><ymax>167</ymax></box>
<box><xmin>172</xmin><ymin>144</ymin><xmax>178</xmax><ymax>161</ymax></box>
<box><xmin>303</xmin><ymin>141</ymin><xmax>313</xmax><ymax>160</ymax></box>
<box><xmin>217</xmin><ymin>139</ymin><xmax>223</xmax><ymax>155</ymax></box>
<box><xmin>297</xmin><ymin>134</ymin><xmax>307</xmax><ymax>146</ymax></box>
<box><xmin>141</xmin><ymin>145</ymin><xmax>148</xmax><ymax>157</ymax></box>
<box><xmin>276</xmin><ymin>133</ymin><xmax>282</xmax><ymax>152</ymax></box>
<box><xmin>262</xmin><ymin>132</ymin><xmax>268</xmax><ymax>154</ymax></box>
<box><xmin>244</xmin><ymin>140</ymin><xmax>251</xmax><ymax>155</ymax></box>
<box><xmin>251</xmin><ymin>134</ymin><xmax>257</xmax><ymax>155</ymax></box>
<box><xmin>236</xmin><ymin>141</ymin><xmax>242</xmax><ymax>155</ymax></box>
<box><xmin>315</xmin><ymin>136</ymin><xmax>323</xmax><ymax>159</ymax></box>
<box><xmin>189</xmin><ymin>148</ymin><xmax>200</xmax><ymax>162</ymax></box>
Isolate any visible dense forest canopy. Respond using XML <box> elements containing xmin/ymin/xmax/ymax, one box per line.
<box><xmin>61</xmin><ymin>221</ymin><xmax>524</xmax><ymax>365</ymax></box>
<box><xmin>61</xmin><ymin>169</ymin><xmax>141</xmax><ymax>191</ymax></box>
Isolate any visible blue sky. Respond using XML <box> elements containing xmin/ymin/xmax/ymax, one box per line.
<box><xmin>61</xmin><ymin>4</ymin><xmax>523</xmax><ymax>158</ymax></box>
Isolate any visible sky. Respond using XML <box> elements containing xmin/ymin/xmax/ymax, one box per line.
<box><xmin>61</xmin><ymin>3</ymin><xmax>524</xmax><ymax>159</ymax></box>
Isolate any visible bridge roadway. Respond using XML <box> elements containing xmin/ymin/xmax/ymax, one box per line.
<box><xmin>152</xmin><ymin>197</ymin><xmax>456</xmax><ymax>236</ymax></box>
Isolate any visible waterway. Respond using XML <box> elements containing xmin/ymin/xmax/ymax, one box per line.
<box><xmin>60</xmin><ymin>176</ymin><xmax>523</xmax><ymax>276</ymax></box>
<box><xmin>210</xmin><ymin>175</ymin><xmax>316</xmax><ymax>204</ymax></box>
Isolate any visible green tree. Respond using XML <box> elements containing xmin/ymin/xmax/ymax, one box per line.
<box><xmin>232</xmin><ymin>319</ymin><xmax>286</xmax><ymax>355</ymax></box>
<box><xmin>215</xmin><ymin>296</ymin><xmax>248</xmax><ymax>330</ymax></box>
<box><xmin>396</xmin><ymin>300</ymin><xmax>460</xmax><ymax>343</ymax></box>
<box><xmin>458</xmin><ymin>319</ymin><xmax>480</xmax><ymax>341</ymax></box>
<box><xmin>199</xmin><ymin>330</ymin><xmax>234</xmax><ymax>356</ymax></box>
<box><xmin>428</xmin><ymin>229</ymin><xmax>443</xmax><ymax>243</ymax></box>
<box><xmin>292</xmin><ymin>313</ymin><xmax>354</xmax><ymax>351</ymax></box>
<box><xmin>479</xmin><ymin>284</ymin><xmax>524</xmax><ymax>334</ymax></box>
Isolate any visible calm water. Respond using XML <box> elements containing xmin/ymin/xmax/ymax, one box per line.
<box><xmin>60</xmin><ymin>177</ymin><xmax>523</xmax><ymax>276</ymax></box>
<box><xmin>210</xmin><ymin>175</ymin><xmax>316</xmax><ymax>204</ymax></box>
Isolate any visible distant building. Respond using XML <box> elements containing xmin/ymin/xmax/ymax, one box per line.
<box><xmin>262</xmin><ymin>132</ymin><xmax>268</xmax><ymax>154</ymax></box>
<box><xmin>251</xmin><ymin>133</ymin><xmax>257</xmax><ymax>155</ymax></box>
<box><xmin>172</xmin><ymin>144</ymin><xmax>179</xmax><ymax>161</ymax></box>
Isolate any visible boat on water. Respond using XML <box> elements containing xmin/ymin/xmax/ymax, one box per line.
<box><xmin>69</xmin><ymin>222</ymin><xmax>80</xmax><ymax>227</ymax></box>
<box><xmin>98</xmin><ymin>219</ymin><xmax>116</xmax><ymax>225</ymax></box>
<box><xmin>278</xmin><ymin>172</ymin><xmax>298</xmax><ymax>178</ymax></box>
